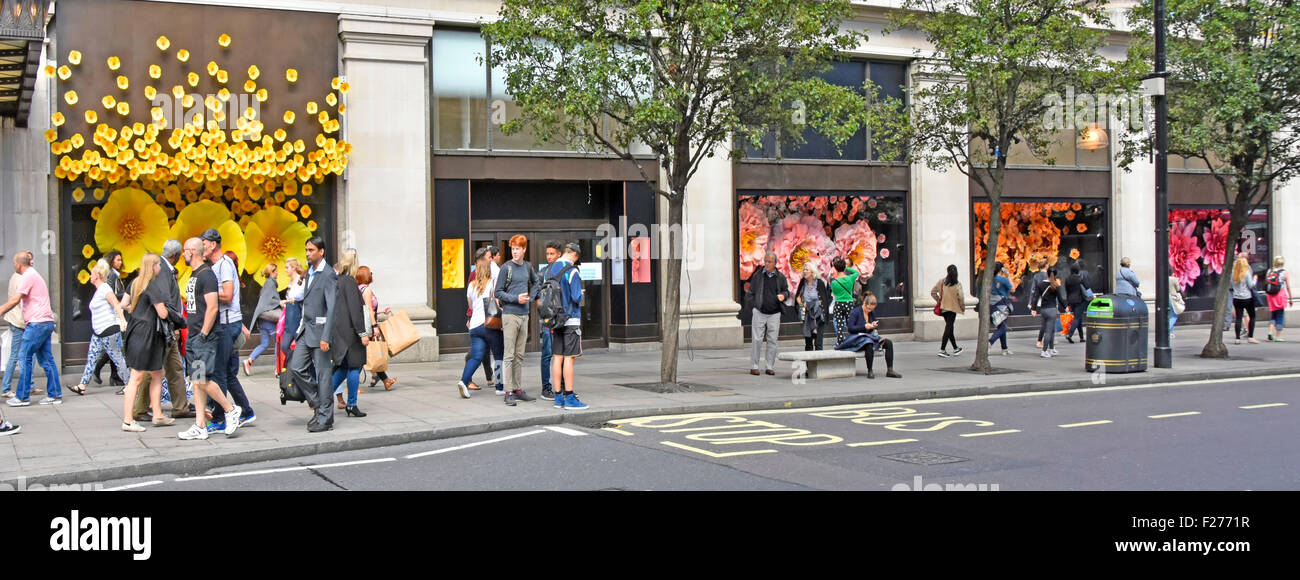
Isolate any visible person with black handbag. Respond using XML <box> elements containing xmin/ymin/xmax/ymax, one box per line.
<box><xmin>119</xmin><ymin>254</ymin><xmax>184</xmax><ymax>432</ymax></box>
<box><xmin>329</xmin><ymin>250</ymin><xmax>370</xmax><ymax>417</ymax></box>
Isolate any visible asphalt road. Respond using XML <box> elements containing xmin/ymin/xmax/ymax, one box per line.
<box><xmin>91</xmin><ymin>374</ymin><xmax>1300</xmax><ymax>491</ymax></box>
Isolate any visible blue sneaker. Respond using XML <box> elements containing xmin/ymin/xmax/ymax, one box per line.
<box><xmin>553</xmin><ymin>393</ymin><xmax>565</xmax><ymax>409</ymax></box>
<box><xmin>240</xmin><ymin>413</ymin><xmax>256</xmax><ymax>426</ymax></box>
<box><xmin>564</xmin><ymin>393</ymin><xmax>588</xmax><ymax>410</ymax></box>
<box><xmin>206</xmin><ymin>421</ymin><xmax>226</xmax><ymax>434</ymax></box>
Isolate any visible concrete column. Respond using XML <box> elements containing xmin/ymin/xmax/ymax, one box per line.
<box><xmin>1110</xmin><ymin>107</ymin><xmax>1157</xmax><ymax>314</ymax></box>
<box><xmin>1274</xmin><ymin>177</ymin><xmax>1300</xmax><ymax>319</ymax></box>
<box><xmin>339</xmin><ymin>15</ymin><xmax>438</xmax><ymax>361</ymax></box>
<box><xmin>676</xmin><ymin>148</ymin><xmax>742</xmax><ymax>349</ymax></box>
<box><xmin>909</xmin><ymin>66</ymin><xmax>978</xmax><ymax>341</ymax></box>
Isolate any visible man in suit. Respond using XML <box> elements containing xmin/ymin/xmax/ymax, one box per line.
<box><xmin>291</xmin><ymin>236</ymin><xmax>338</xmax><ymax>432</ymax></box>
<box><xmin>132</xmin><ymin>239</ymin><xmax>193</xmax><ymax>421</ymax></box>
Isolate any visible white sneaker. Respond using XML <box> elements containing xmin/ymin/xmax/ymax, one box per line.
<box><xmin>6</xmin><ymin>398</ymin><xmax>29</xmax><ymax>407</ymax></box>
<box><xmin>1040</xmin><ymin>351</ymin><xmax>1052</xmax><ymax>358</ymax></box>
<box><xmin>953</xmin><ymin>346</ymin><xmax>964</xmax><ymax>356</ymax></box>
<box><xmin>178</xmin><ymin>424</ymin><xmax>209</xmax><ymax>440</ymax></box>
<box><xmin>457</xmin><ymin>381</ymin><xmax>471</xmax><ymax>399</ymax></box>
<box><xmin>937</xmin><ymin>350</ymin><xmax>951</xmax><ymax>358</ymax></box>
<box><xmin>38</xmin><ymin>397</ymin><xmax>62</xmax><ymax>405</ymax></box>
<box><xmin>1001</xmin><ymin>349</ymin><xmax>1014</xmax><ymax>356</ymax></box>
<box><xmin>1049</xmin><ymin>349</ymin><xmax>1060</xmax><ymax>356</ymax></box>
<box><xmin>121</xmin><ymin>421</ymin><xmax>146</xmax><ymax>432</ymax></box>
<box><xmin>223</xmin><ymin>405</ymin><xmax>242</xmax><ymax>435</ymax></box>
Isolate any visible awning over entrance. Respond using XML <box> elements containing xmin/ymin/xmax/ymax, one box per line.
<box><xmin>0</xmin><ymin>0</ymin><xmax>47</xmax><ymax>127</ymax></box>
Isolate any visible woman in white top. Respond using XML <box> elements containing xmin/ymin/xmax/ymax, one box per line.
<box><xmin>456</xmin><ymin>248</ymin><xmax>503</xmax><ymax>398</ymax></box>
<box><xmin>71</xmin><ymin>261</ymin><xmax>129</xmax><ymax>395</ymax></box>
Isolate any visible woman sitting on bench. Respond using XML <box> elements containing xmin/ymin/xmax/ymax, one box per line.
<box><xmin>836</xmin><ymin>292</ymin><xmax>902</xmax><ymax>379</ymax></box>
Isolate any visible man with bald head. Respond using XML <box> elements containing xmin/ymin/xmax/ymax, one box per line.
<box><xmin>0</xmin><ymin>251</ymin><xmax>64</xmax><ymax>405</ymax></box>
<box><xmin>744</xmin><ymin>252</ymin><xmax>788</xmax><ymax>376</ymax></box>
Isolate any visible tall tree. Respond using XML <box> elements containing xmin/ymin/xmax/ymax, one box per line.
<box><xmin>1129</xmin><ymin>0</ymin><xmax>1300</xmax><ymax>358</ymax></box>
<box><xmin>484</xmin><ymin>0</ymin><xmax>871</xmax><ymax>388</ymax></box>
<box><xmin>871</xmin><ymin>0</ymin><xmax>1132</xmax><ymax>372</ymax></box>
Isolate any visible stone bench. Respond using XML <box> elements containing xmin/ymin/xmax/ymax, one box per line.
<box><xmin>777</xmin><ymin>350</ymin><xmax>859</xmax><ymax>380</ymax></box>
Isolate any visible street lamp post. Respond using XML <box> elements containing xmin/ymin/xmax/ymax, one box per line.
<box><xmin>1153</xmin><ymin>0</ymin><xmax>1172</xmax><ymax>369</ymax></box>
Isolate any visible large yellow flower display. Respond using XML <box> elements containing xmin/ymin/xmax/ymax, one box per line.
<box><xmin>168</xmin><ymin>200</ymin><xmax>247</xmax><ymax>289</ymax></box>
<box><xmin>243</xmin><ymin>206</ymin><xmax>311</xmax><ymax>291</ymax></box>
<box><xmin>94</xmin><ymin>187</ymin><xmax>169</xmax><ymax>274</ymax></box>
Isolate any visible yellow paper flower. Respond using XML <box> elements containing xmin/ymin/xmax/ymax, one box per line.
<box><xmin>207</xmin><ymin>61</ymin><xmax>219</xmax><ymax>77</ymax></box>
<box><xmin>300</xmin><ymin>205</ymin><xmax>312</xmax><ymax>219</ymax></box>
<box><xmin>94</xmin><ymin>187</ymin><xmax>170</xmax><ymax>274</ymax></box>
<box><xmin>326</xmin><ymin>93</ymin><xmax>337</xmax><ymax>107</ymax></box>
<box><xmin>339</xmin><ymin>82</ymin><xmax>350</xmax><ymax>94</ymax></box>
<box><xmin>256</xmin><ymin>88</ymin><xmax>268</xmax><ymax>102</ymax></box>
<box><xmin>172</xmin><ymin>85</ymin><xmax>185</xmax><ymax>99</ymax></box>
<box><xmin>144</xmin><ymin>86</ymin><xmax>157</xmax><ymax>100</ymax></box>
<box><xmin>217</xmin><ymin>69</ymin><xmax>229</xmax><ymax>84</ymax></box>
<box><xmin>51</xmin><ymin>112</ymin><xmax>65</xmax><ymax>127</ymax></box>
<box><xmin>338</xmin><ymin>104</ymin><xmax>346</xmax><ymax>114</ymax></box>
<box><xmin>72</xmin><ymin>188</ymin><xmax>86</xmax><ymax>203</ymax></box>
<box><xmin>187</xmin><ymin>72</ymin><xmax>200</xmax><ymax>87</ymax></box>
<box><xmin>177</xmin><ymin>49</ymin><xmax>190</xmax><ymax>63</ymax></box>
<box><xmin>64</xmin><ymin>90</ymin><xmax>78</xmax><ymax>105</ymax></box>
<box><xmin>244</xmin><ymin>80</ymin><xmax>256</xmax><ymax>93</ymax></box>
<box><xmin>116</xmin><ymin>102</ymin><xmax>130</xmax><ymax>116</ymax></box>
<box><xmin>93</xmin><ymin>188</ymin><xmax>106</xmax><ymax>200</ymax></box>
<box><xmin>81</xmin><ymin>243</ymin><xmax>95</xmax><ymax>259</ymax></box>
<box><xmin>44</xmin><ymin>64</ymin><xmax>55</xmax><ymax>77</ymax></box>
<box><xmin>306</xmin><ymin>101</ymin><xmax>318</xmax><ymax>115</ymax></box>
<box><xmin>156</xmin><ymin>35</ymin><xmax>170</xmax><ymax>51</ymax></box>
<box><xmin>71</xmin><ymin>133</ymin><xmax>85</xmax><ymax>148</ymax></box>
<box><xmin>218</xmin><ymin>33</ymin><xmax>232</xmax><ymax>48</ymax></box>
<box><xmin>183</xmin><ymin>94</ymin><xmax>195</xmax><ymax>108</ymax></box>
<box><xmin>247</xmin><ymin>65</ymin><xmax>261</xmax><ymax>81</ymax></box>
<box><xmin>301</xmin><ymin>183</ymin><xmax>313</xmax><ymax>196</ymax></box>
<box><xmin>243</xmin><ymin>206</ymin><xmax>310</xmax><ymax>290</ymax></box>
<box><xmin>307</xmin><ymin>220</ymin><xmax>317</xmax><ymax>232</ymax></box>
<box><xmin>78</xmin><ymin>270</ymin><xmax>91</xmax><ymax>285</ymax></box>
<box><xmin>69</xmin><ymin>50</ymin><xmax>82</xmax><ymax>65</ymax></box>
<box><xmin>167</xmin><ymin>199</ymin><xmax>247</xmax><ymax>289</ymax></box>
<box><xmin>217</xmin><ymin>88</ymin><xmax>231</xmax><ymax>102</ymax></box>
<box><xmin>149</xmin><ymin>64</ymin><xmax>161</xmax><ymax>80</ymax></box>
<box><xmin>84</xmin><ymin>110</ymin><xmax>97</xmax><ymax>124</ymax></box>
<box><xmin>285</xmin><ymin>68</ymin><xmax>298</xmax><ymax>83</ymax></box>
<box><xmin>107</xmin><ymin>56</ymin><xmax>121</xmax><ymax>71</ymax></box>
<box><xmin>283</xmin><ymin>111</ymin><xmax>295</xmax><ymax>124</ymax></box>
<box><xmin>58</xmin><ymin>65</ymin><xmax>72</xmax><ymax>80</ymax></box>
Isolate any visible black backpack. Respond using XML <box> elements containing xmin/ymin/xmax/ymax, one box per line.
<box><xmin>1265</xmin><ymin>269</ymin><xmax>1284</xmax><ymax>295</ymax></box>
<box><xmin>538</xmin><ymin>264</ymin><xmax>578</xmax><ymax>330</ymax></box>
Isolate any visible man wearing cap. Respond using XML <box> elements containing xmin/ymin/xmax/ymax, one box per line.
<box><xmin>291</xmin><ymin>236</ymin><xmax>338</xmax><ymax>432</ymax></box>
<box><xmin>201</xmin><ymin>229</ymin><xmax>256</xmax><ymax>429</ymax></box>
<box><xmin>545</xmin><ymin>242</ymin><xmax>588</xmax><ymax>410</ymax></box>
<box><xmin>132</xmin><ymin>239</ymin><xmax>192</xmax><ymax>421</ymax></box>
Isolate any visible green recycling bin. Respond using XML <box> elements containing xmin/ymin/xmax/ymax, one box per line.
<box><xmin>1084</xmin><ymin>295</ymin><xmax>1148</xmax><ymax>373</ymax></box>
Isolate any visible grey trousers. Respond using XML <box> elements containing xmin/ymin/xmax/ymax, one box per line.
<box><xmin>291</xmin><ymin>341</ymin><xmax>335</xmax><ymax>428</ymax></box>
<box><xmin>750</xmin><ymin>308</ymin><xmax>781</xmax><ymax>371</ymax></box>
<box><xmin>502</xmin><ymin>313</ymin><xmax>528</xmax><ymax>391</ymax></box>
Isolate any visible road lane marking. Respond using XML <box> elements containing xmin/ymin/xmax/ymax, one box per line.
<box><xmin>404</xmin><ymin>429</ymin><xmax>546</xmax><ymax>459</ymax></box>
<box><xmin>175</xmin><ymin>457</ymin><xmax>397</xmax><ymax>482</ymax></box>
<box><xmin>660</xmin><ymin>441</ymin><xmax>777</xmax><ymax>458</ymax></box>
<box><xmin>847</xmin><ymin>439</ymin><xmax>918</xmax><ymax>447</ymax></box>
<box><xmin>960</xmin><ymin>429</ymin><xmax>1020</xmax><ymax>437</ymax></box>
<box><xmin>1148</xmin><ymin>412</ymin><xmax>1201</xmax><ymax>419</ymax></box>
<box><xmin>603</xmin><ymin>428</ymin><xmax>634</xmax><ymax>436</ymax></box>
<box><xmin>102</xmin><ymin>480</ymin><xmax>164</xmax><ymax>491</ymax></box>
<box><xmin>1058</xmin><ymin>420</ymin><xmax>1113</xmax><ymax>428</ymax></box>
<box><xmin>544</xmin><ymin>426</ymin><xmax>588</xmax><ymax>437</ymax></box>
<box><xmin>1240</xmin><ymin>403</ymin><xmax>1288</xmax><ymax>409</ymax></box>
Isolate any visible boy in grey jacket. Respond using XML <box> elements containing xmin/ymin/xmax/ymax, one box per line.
<box><xmin>494</xmin><ymin>235</ymin><xmax>540</xmax><ymax>405</ymax></box>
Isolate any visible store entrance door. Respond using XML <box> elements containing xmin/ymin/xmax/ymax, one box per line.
<box><xmin>470</xmin><ymin>229</ymin><xmax>608</xmax><ymax>352</ymax></box>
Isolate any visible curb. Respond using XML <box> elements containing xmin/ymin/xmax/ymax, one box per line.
<box><xmin>7</xmin><ymin>364</ymin><xmax>1300</xmax><ymax>487</ymax></box>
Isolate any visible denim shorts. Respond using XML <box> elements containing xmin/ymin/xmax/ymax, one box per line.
<box><xmin>186</xmin><ymin>331</ymin><xmax>220</xmax><ymax>381</ymax></box>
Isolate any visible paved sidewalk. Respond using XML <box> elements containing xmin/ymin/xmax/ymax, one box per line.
<box><xmin>2</xmin><ymin>326</ymin><xmax>1297</xmax><ymax>485</ymax></box>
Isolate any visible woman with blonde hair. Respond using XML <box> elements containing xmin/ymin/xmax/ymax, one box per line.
<box><xmin>330</xmin><ymin>249</ymin><xmax>370</xmax><ymax>416</ymax></box>
<box><xmin>457</xmin><ymin>248</ymin><xmax>504</xmax><ymax>398</ymax></box>
<box><xmin>120</xmin><ymin>253</ymin><xmax>182</xmax><ymax>432</ymax></box>
<box><xmin>70</xmin><ymin>261</ymin><xmax>129</xmax><ymax>395</ymax></box>
<box><xmin>795</xmin><ymin>262</ymin><xmax>830</xmax><ymax>350</ymax></box>
<box><xmin>1266</xmin><ymin>256</ymin><xmax>1293</xmax><ymax>341</ymax></box>
<box><xmin>1230</xmin><ymin>255</ymin><xmax>1259</xmax><ymax>344</ymax></box>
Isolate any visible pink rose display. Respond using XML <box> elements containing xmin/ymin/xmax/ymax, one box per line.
<box><xmin>772</xmin><ymin>213</ymin><xmax>836</xmax><ymax>291</ymax></box>
<box><xmin>833</xmin><ymin>220</ymin><xmax>878</xmax><ymax>280</ymax></box>
<box><xmin>737</xmin><ymin>201</ymin><xmax>771</xmax><ymax>280</ymax></box>
<box><xmin>1200</xmin><ymin>216</ymin><xmax>1229</xmax><ymax>275</ymax></box>
<box><xmin>1169</xmin><ymin>220</ymin><xmax>1203</xmax><ymax>291</ymax></box>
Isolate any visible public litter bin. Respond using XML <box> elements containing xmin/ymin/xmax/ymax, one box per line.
<box><xmin>1084</xmin><ymin>295</ymin><xmax>1148</xmax><ymax>373</ymax></box>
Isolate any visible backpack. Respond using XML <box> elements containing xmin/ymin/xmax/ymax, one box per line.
<box><xmin>537</xmin><ymin>264</ymin><xmax>578</xmax><ymax>330</ymax></box>
<box><xmin>1265</xmin><ymin>269</ymin><xmax>1283</xmax><ymax>295</ymax></box>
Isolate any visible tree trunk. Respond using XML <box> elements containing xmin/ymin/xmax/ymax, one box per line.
<box><xmin>659</xmin><ymin>193</ymin><xmax>685</xmax><ymax>387</ymax></box>
<box><xmin>971</xmin><ymin>195</ymin><xmax>1001</xmax><ymax>373</ymax></box>
<box><xmin>1199</xmin><ymin>210</ymin><xmax>1249</xmax><ymax>359</ymax></box>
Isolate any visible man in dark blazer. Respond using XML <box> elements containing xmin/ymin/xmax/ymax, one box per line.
<box><xmin>291</xmin><ymin>236</ymin><xmax>338</xmax><ymax>432</ymax></box>
<box><xmin>132</xmin><ymin>239</ymin><xmax>192</xmax><ymax>420</ymax></box>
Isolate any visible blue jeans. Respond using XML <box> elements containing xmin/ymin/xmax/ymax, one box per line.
<box><xmin>215</xmin><ymin>321</ymin><xmax>253</xmax><ymax>417</ymax></box>
<box><xmin>2</xmin><ymin>325</ymin><xmax>23</xmax><ymax>394</ymax></box>
<box><xmin>1169</xmin><ymin>309</ymin><xmax>1179</xmax><ymax>334</ymax></box>
<box><xmin>461</xmin><ymin>325</ymin><xmax>502</xmax><ymax>385</ymax></box>
<box><xmin>332</xmin><ymin>366</ymin><xmax>360</xmax><ymax>407</ymax></box>
<box><xmin>16</xmin><ymin>321</ymin><xmax>61</xmax><ymax>400</ymax></box>
<box><xmin>249</xmin><ymin>319</ymin><xmax>276</xmax><ymax>363</ymax></box>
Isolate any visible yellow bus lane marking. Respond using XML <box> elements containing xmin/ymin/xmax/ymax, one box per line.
<box><xmin>1058</xmin><ymin>420</ymin><xmax>1113</xmax><ymax>428</ymax></box>
<box><xmin>660</xmin><ymin>441</ymin><xmax>778</xmax><ymax>458</ymax></box>
<box><xmin>1148</xmin><ymin>412</ymin><xmax>1200</xmax><ymax>419</ymax></box>
<box><xmin>960</xmin><ymin>429</ymin><xmax>1021</xmax><ymax>438</ymax></box>
<box><xmin>603</xmin><ymin>428</ymin><xmax>635</xmax><ymax>436</ymax></box>
<box><xmin>847</xmin><ymin>439</ymin><xmax>919</xmax><ymax>447</ymax></box>
<box><xmin>1239</xmin><ymin>403</ymin><xmax>1288</xmax><ymax>409</ymax></box>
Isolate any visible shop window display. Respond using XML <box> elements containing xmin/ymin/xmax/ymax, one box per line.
<box><xmin>1168</xmin><ymin>207</ymin><xmax>1270</xmax><ymax>311</ymax></box>
<box><xmin>973</xmin><ymin>200</ymin><xmax>1109</xmax><ymax>315</ymax></box>
<box><xmin>738</xmin><ymin>192</ymin><xmax>909</xmax><ymax>324</ymax></box>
